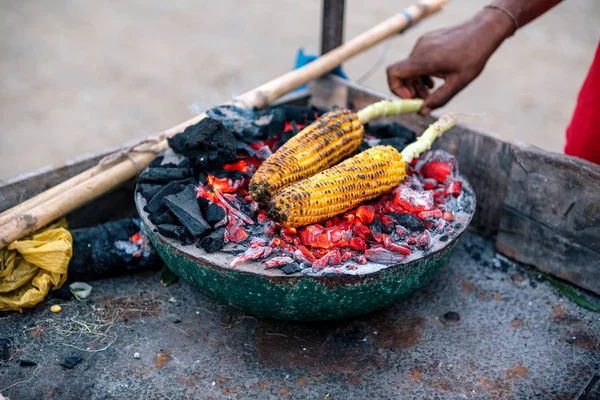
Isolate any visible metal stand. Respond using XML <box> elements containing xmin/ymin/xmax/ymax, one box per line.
<box><xmin>320</xmin><ymin>0</ymin><xmax>346</xmax><ymax>54</ymax></box>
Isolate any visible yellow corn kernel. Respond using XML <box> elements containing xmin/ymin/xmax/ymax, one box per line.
<box><xmin>249</xmin><ymin>107</ymin><xmax>364</xmax><ymax>204</ymax></box>
<box><xmin>267</xmin><ymin>145</ymin><xmax>405</xmax><ymax>227</ymax></box>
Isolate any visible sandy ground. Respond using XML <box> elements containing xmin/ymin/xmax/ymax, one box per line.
<box><xmin>0</xmin><ymin>0</ymin><xmax>598</xmax><ymax>180</ymax></box>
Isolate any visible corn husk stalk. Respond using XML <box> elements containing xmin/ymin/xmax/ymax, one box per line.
<box><xmin>401</xmin><ymin>113</ymin><xmax>456</xmax><ymax>162</ymax></box>
<box><xmin>357</xmin><ymin>99</ymin><xmax>424</xmax><ymax>124</ymax></box>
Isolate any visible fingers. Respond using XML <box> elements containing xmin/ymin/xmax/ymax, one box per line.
<box><xmin>422</xmin><ymin>75</ymin><xmax>434</xmax><ymax>89</ymax></box>
<box><xmin>413</xmin><ymin>77</ymin><xmax>430</xmax><ymax>100</ymax></box>
<box><xmin>386</xmin><ymin>59</ymin><xmax>429</xmax><ymax>81</ymax></box>
<box><xmin>386</xmin><ymin>60</ymin><xmax>434</xmax><ymax>99</ymax></box>
<box><xmin>420</xmin><ymin>75</ymin><xmax>464</xmax><ymax>115</ymax></box>
<box><xmin>387</xmin><ymin>61</ymin><xmax>435</xmax><ymax>100</ymax></box>
<box><xmin>387</xmin><ymin>68</ymin><xmax>413</xmax><ymax>99</ymax></box>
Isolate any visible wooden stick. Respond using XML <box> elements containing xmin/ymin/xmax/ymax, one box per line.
<box><xmin>0</xmin><ymin>114</ymin><xmax>206</xmax><ymax>227</ymax></box>
<box><xmin>0</xmin><ymin>0</ymin><xmax>448</xmax><ymax>248</ymax></box>
<box><xmin>235</xmin><ymin>0</ymin><xmax>447</xmax><ymax>109</ymax></box>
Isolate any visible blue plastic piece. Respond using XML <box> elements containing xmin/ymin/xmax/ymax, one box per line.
<box><xmin>293</xmin><ymin>48</ymin><xmax>349</xmax><ymax>91</ymax></box>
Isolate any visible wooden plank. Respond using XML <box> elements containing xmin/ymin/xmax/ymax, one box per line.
<box><xmin>497</xmin><ymin>207</ymin><xmax>600</xmax><ymax>293</ymax></box>
<box><xmin>497</xmin><ymin>144</ymin><xmax>600</xmax><ymax>294</ymax></box>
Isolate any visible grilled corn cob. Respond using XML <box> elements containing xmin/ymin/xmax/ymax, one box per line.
<box><xmin>268</xmin><ymin>114</ymin><xmax>456</xmax><ymax>228</ymax></box>
<box><xmin>249</xmin><ymin>99</ymin><xmax>423</xmax><ymax>204</ymax></box>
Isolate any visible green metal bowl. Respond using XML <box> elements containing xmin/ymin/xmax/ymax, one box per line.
<box><xmin>136</xmin><ymin>167</ymin><xmax>475</xmax><ymax>321</ymax></box>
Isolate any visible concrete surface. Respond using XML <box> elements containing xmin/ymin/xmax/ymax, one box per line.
<box><xmin>1</xmin><ymin>232</ymin><xmax>599</xmax><ymax>399</ymax></box>
<box><xmin>0</xmin><ymin>0</ymin><xmax>599</xmax><ymax>180</ymax></box>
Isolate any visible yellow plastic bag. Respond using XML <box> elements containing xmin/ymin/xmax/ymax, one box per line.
<box><xmin>0</xmin><ymin>218</ymin><xmax>72</xmax><ymax>312</ymax></box>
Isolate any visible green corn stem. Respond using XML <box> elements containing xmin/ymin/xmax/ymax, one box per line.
<box><xmin>357</xmin><ymin>99</ymin><xmax>424</xmax><ymax>124</ymax></box>
<box><xmin>400</xmin><ymin>113</ymin><xmax>456</xmax><ymax>163</ymax></box>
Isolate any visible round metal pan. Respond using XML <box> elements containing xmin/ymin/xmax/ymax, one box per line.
<box><xmin>135</xmin><ymin>160</ymin><xmax>476</xmax><ymax>321</ymax></box>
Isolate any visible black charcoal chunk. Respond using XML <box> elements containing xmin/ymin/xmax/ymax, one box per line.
<box><xmin>163</xmin><ymin>186</ymin><xmax>211</xmax><ymax>238</ymax></box>
<box><xmin>389</xmin><ymin>212</ymin><xmax>425</xmax><ymax>232</ymax></box>
<box><xmin>197</xmin><ymin>194</ymin><xmax>210</xmax><ymax>210</ymax></box>
<box><xmin>207</xmin><ymin>105</ymin><xmax>286</xmax><ymax>142</ymax></box>
<box><xmin>148</xmin><ymin>155</ymin><xmax>165</xmax><ymax>168</ymax></box>
<box><xmin>177</xmin><ymin>157</ymin><xmax>192</xmax><ymax>170</ymax></box>
<box><xmin>279</xmin><ymin>105</ymin><xmax>325</xmax><ymax>123</ymax></box>
<box><xmin>148</xmin><ymin>209</ymin><xmax>177</xmax><ymax>226</ymax></box>
<box><xmin>50</xmin><ymin>286</ymin><xmax>74</xmax><ymax>301</ymax></box>
<box><xmin>290</xmin><ymin>120</ymin><xmax>300</xmax><ymax>134</ymax></box>
<box><xmin>205</xmin><ymin>169</ymin><xmax>252</xmax><ymax>181</ymax></box>
<box><xmin>357</xmin><ymin>141</ymin><xmax>371</xmax><ymax>153</ymax></box>
<box><xmin>365</xmin><ymin>121</ymin><xmax>416</xmax><ymax>140</ymax></box>
<box><xmin>168</xmin><ymin>117</ymin><xmax>237</xmax><ymax>171</ymax></box>
<box><xmin>144</xmin><ymin>181</ymin><xmax>189</xmax><ymax>214</ymax></box>
<box><xmin>157</xmin><ymin>224</ymin><xmax>187</xmax><ymax>240</ymax></box>
<box><xmin>370</xmin><ymin>216</ymin><xmax>383</xmax><ymax>237</ymax></box>
<box><xmin>198</xmin><ymin>228</ymin><xmax>226</xmax><ymax>253</ymax></box>
<box><xmin>278</xmin><ymin>129</ymin><xmax>297</xmax><ymax>148</ymax></box>
<box><xmin>281</xmin><ymin>262</ymin><xmax>302</xmax><ymax>275</ymax></box>
<box><xmin>204</xmin><ymin>202</ymin><xmax>226</xmax><ymax>227</ymax></box>
<box><xmin>441</xmin><ymin>311</ymin><xmax>461</xmax><ymax>324</ymax></box>
<box><xmin>378</xmin><ymin>137</ymin><xmax>415</xmax><ymax>152</ymax></box>
<box><xmin>68</xmin><ymin>218</ymin><xmax>161</xmax><ymax>281</ymax></box>
<box><xmin>235</xmin><ymin>141</ymin><xmax>257</xmax><ymax>157</ymax></box>
<box><xmin>60</xmin><ymin>356</ymin><xmax>83</xmax><ymax>369</ymax></box>
<box><xmin>19</xmin><ymin>359</ymin><xmax>37</xmax><ymax>367</ymax></box>
<box><xmin>0</xmin><ymin>338</ymin><xmax>10</xmax><ymax>361</ymax></box>
<box><xmin>137</xmin><ymin>184</ymin><xmax>163</xmax><ymax>202</ymax></box>
<box><xmin>138</xmin><ymin>167</ymin><xmax>193</xmax><ymax>184</ymax></box>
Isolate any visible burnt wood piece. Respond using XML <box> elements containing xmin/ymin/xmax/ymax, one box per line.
<box><xmin>69</xmin><ymin>218</ymin><xmax>162</xmax><ymax>281</ymax></box>
<box><xmin>156</xmin><ymin>224</ymin><xmax>191</xmax><ymax>243</ymax></box>
<box><xmin>207</xmin><ymin>105</ymin><xmax>287</xmax><ymax>143</ymax></box>
<box><xmin>163</xmin><ymin>185</ymin><xmax>211</xmax><ymax>239</ymax></box>
<box><xmin>138</xmin><ymin>184</ymin><xmax>163</xmax><ymax>202</ymax></box>
<box><xmin>167</xmin><ymin>117</ymin><xmax>237</xmax><ymax>172</ymax></box>
<box><xmin>389</xmin><ymin>213</ymin><xmax>425</xmax><ymax>232</ymax></box>
<box><xmin>331</xmin><ymin>75</ymin><xmax>600</xmax><ymax>295</ymax></box>
<box><xmin>144</xmin><ymin>180</ymin><xmax>191</xmax><ymax>215</ymax></box>
<box><xmin>137</xmin><ymin>167</ymin><xmax>193</xmax><ymax>184</ymax></box>
<box><xmin>198</xmin><ymin>228</ymin><xmax>226</xmax><ymax>253</ymax></box>
<box><xmin>203</xmin><ymin>202</ymin><xmax>226</xmax><ymax>227</ymax></box>
<box><xmin>148</xmin><ymin>209</ymin><xmax>177</xmax><ymax>226</ymax></box>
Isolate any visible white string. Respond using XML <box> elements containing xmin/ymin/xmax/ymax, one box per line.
<box><xmin>356</xmin><ymin>39</ymin><xmax>392</xmax><ymax>85</ymax></box>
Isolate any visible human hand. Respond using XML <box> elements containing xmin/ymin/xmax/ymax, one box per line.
<box><xmin>386</xmin><ymin>9</ymin><xmax>515</xmax><ymax>115</ymax></box>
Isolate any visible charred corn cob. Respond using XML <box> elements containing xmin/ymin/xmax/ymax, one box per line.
<box><xmin>268</xmin><ymin>114</ymin><xmax>456</xmax><ymax>228</ymax></box>
<box><xmin>249</xmin><ymin>99</ymin><xmax>423</xmax><ymax>204</ymax></box>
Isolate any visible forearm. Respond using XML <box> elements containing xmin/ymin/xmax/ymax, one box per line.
<box><xmin>488</xmin><ymin>0</ymin><xmax>564</xmax><ymax>32</ymax></box>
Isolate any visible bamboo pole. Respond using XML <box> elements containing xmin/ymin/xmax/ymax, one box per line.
<box><xmin>0</xmin><ymin>0</ymin><xmax>448</xmax><ymax>248</ymax></box>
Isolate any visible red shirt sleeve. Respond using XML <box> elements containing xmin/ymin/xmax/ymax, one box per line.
<box><xmin>564</xmin><ymin>41</ymin><xmax>600</xmax><ymax>165</ymax></box>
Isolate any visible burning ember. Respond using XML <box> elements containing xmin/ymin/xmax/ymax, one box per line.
<box><xmin>138</xmin><ymin>105</ymin><xmax>473</xmax><ymax>276</ymax></box>
<box><xmin>196</xmin><ymin>148</ymin><xmax>466</xmax><ymax>272</ymax></box>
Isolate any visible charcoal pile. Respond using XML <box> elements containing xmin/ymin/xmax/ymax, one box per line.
<box><xmin>136</xmin><ymin>104</ymin><xmax>474</xmax><ymax>276</ymax></box>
